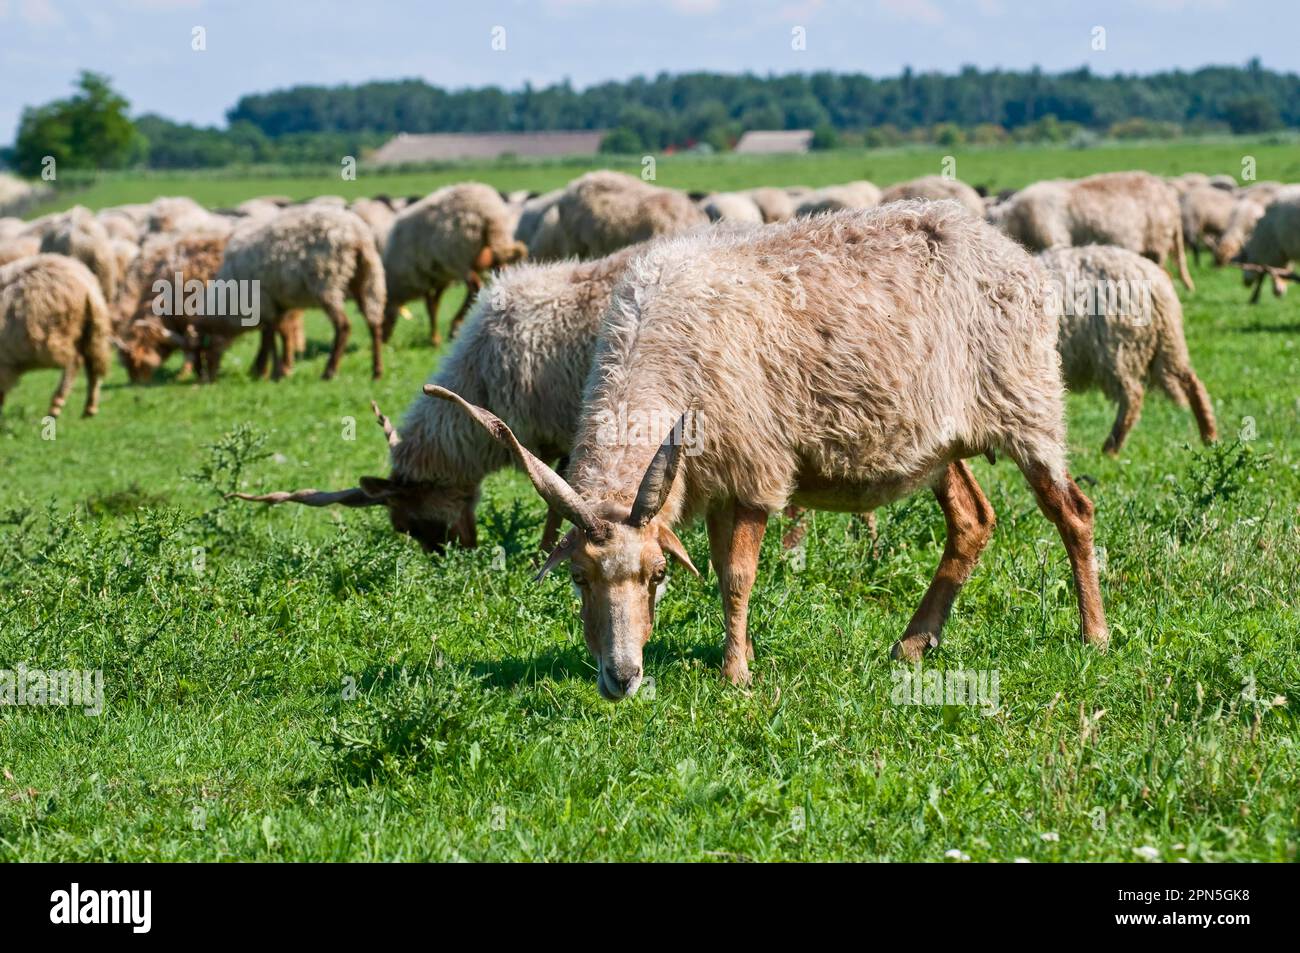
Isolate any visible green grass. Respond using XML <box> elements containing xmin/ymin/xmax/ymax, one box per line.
<box><xmin>1</xmin><ymin>143</ymin><xmax>1298</xmax><ymax>861</ymax></box>
<box><xmin>26</xmin><ymin>134</ymin><xmax>1300</xmax><ymax>217</ymax></box>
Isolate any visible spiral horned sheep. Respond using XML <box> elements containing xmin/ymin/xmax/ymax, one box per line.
<box><xmin>1039</xmin><ymin>246</ymin><xmax>1216</xmax><ymax>453</ymax></box>
<box><xmin>230</xmin><ymin>245</ymin><xmax>644</xmax><ymax>552</ymax></box>
<box><xmin>0</xmin><ymin>255</ymin><xmax>110</xmax><ymax>418</ymax></box>
<box><xmin>429</xmin><ymin>201</ymin><xmax>1109</xmax><ymax>700</ymax></box>
<box><xmin>203</xmin><ymin>205</ymin><xmax>385</xmax><ymax>380</ymax></box>
<box><xmin>382</xmin><ymin>182</ymin><xmax>528</xmax><ymax>347</ymax></box>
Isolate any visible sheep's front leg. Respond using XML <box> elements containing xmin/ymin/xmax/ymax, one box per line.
<box><xmin>47</xmin><ymin>364</ymin><xmax>77</xmax><ymax>418</ymax></box>
<box><xmin>706</xmin><ymin>502</ymin><xmax>768</xmax><ymax>686</ymax></box>
<box><xmin>892</xmin><ymin>461</ymin><xmax>995</xmax><ymax>662</ymax></box>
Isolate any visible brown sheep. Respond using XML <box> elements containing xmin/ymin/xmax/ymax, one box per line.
<box><xmin>0</xmin><ymin>254</ymin><xmax>110</xmax><ymax>418</ymax></box>
<box><xmin>429</xmin><ymin>202</ymin><xmax>1109</xmax><ymax>699</ymax></box>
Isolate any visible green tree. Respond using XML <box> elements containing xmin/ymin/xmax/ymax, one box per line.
<box><xmin>1221</xmin><ymin>96</ymin><xmax>1281</xmax><ymax>134</ymax></box>
<box><xmin>12</xmin><ymin>72</ymin><xmax>143</xmax><ymax>176</ymax></box>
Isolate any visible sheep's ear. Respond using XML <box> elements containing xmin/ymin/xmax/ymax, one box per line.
<box><xmin>358</xmin><ymin>476</ymin><xmax>403</xmax><ymax>500</ymax></box>
<box><xmin>657</xmin><ymin>525</ymin><xmax>699</xmax><ymax>578</ymax></box>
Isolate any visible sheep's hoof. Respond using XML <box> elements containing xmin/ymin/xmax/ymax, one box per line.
<box><xmin>1084</xmin><ymin>629</ymin><xmax>1110</xmax><ymax>652</ymax></box>
<box><xmin>891</xmin><ymin>632</ymin><xmax>938</xmax><ymax>662</ymax></box>
<box><xmin>82</xmin><ymin>408</ymin><xmax>98</xmax><ymax>419</ymax></box>
<box><xmin>722</xmin><ymin>660</ymin><xmax>752</xmax><ymax>687</ymax></box>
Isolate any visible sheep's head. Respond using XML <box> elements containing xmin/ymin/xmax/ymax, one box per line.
<box><xmin>226</xmin><ymin>401</ymin><xmax>478</xmax><ymax>553</ymax></box>
<box><xmin>114</xmin><ymin>319</ymin><xmax>187</xmax><ymax>384</ymax></box>
<box><xmin>425</xmin><ymin>385</ymin><xmax>699</xmax><ymax>702</ymax></box>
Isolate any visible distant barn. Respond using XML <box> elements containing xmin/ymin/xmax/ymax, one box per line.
<box><xmin>733</xmin><ymin>130</ymin><xmax>813</xmax><ymax>155</ymax></box>
<box><xmin>368</xmin><ymin>131</ymin><xmax>606</xmax><ymax>165</ymax></box>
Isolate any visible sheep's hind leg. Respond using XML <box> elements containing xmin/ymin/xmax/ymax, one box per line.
<box><xmin>1102</xmin><ymin>386</ymin><xmax>1144</xmax><ymax>455</ymax></box>
<box><xmin>1018</xmin><ymin>460</ymin><xmax>1109</xmax><ymax>650</ymax></box>
<box><xmin>891</xmin><ymin>461</ymin><xmax>995</xmax><ymax>662</ymax></box>
<box><xmin>707</xmin><ymin>502</ymin><xmax>769</xmax><ymax>683</ymax></box>
<box><xmin>47</xmin><ymin>364</ymin><xmax>77</xmax><ymax>418</ymax></box>
<box><xmin>320</xmin><ymin>297</ymin><xmax>351</xmax><ymax>380</ymax></box>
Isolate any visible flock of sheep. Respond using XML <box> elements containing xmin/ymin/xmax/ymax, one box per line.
<box><xmin>2</xmin><ymin>165</ymin><xmax>1297</xmax><ymax>699</ymax></box>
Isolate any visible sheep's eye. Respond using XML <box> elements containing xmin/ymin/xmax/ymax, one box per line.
<box><xmin>650</xmin><ymin>567</ymin><xmax>667</xmax><ymax>586</ymax></box>
<box><xmin>570</xmin><ymin>570</ymin><xmax>587</xmax><ymax>586</ymax></box>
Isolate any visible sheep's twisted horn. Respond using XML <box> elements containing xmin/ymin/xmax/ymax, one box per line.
<box><xmin>424</xmin><ymin>384</ymin><xmax>608</xmax><ymax>538</ymax></box>
<box><xmin>628</xmin><ymin>413</ymin><xmax>687</xmax><ymax>527</ymax></box>
<box><xmin>371</xmin><ymin>400</ymin><xmax>400</xmax><ymax>448</ymax></box>
<box><xmin>225</xmin><ymin>488</ymin><xmax>382</xmax><ymax>507</ymax></box>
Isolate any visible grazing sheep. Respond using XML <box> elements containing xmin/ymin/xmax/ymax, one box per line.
<box><xmin>146</xmin><ymin>196</ymin><xmax>224</xmax><ymax>235</ymax></box>
<box><xmin>743</xmin><ymin>187</ymin><xmax>797</xmax><ymax>224</ymax></box>
<box><xmin>536</xmin><ymin>171</ymin><xmax>708</xmax><ymax>261</ymax></box>
<box><xmin>1167</xmin><ymin>172</ymin><xmax>1210</xmax><ymax>196</ymax></box>
<box><xmin>428</xmin><ymin>201</ymin><xmax>1109</xmax><ymax>699</ymax></box>
<box><xmin>991</xmin><ymin>172</ymin><xmax>1194</xmax><ymax>291</ymax></box>
<box><xmin>1179</xmin><ymin>183</ymin><xmax>1238</xmax><ymax>264</ymax></box>
<box><xmin>1208</xmin><ymin>174</ymin><xmax>1238</xmax><ymax>191</ymax></box>
<box><xmin>348</xmin><ymin>197</ymin><xmax>397</xmax><ymax>252</ymax></box>
<box><xmin>1236</xmin><ymin>186</ymin><xmax>1300</xmax><ymax>303</ymax></box>
<box><xmin>230</xmin><ymin>244</ymin><xmax>645</xmax><ymax>552</ymax></box>
<box><xmin>881</xmin><ymin>175</ymin><xmax>984</xmax><ymax>217</ymax></box>
<box><xmin>0</xmin><ymin>254</ymin><xmax>110</xmax><ymax>418</ymax></box>
<box><xmin>203</xmin><ymin>205</ymin><xmax>386</xmax><ymax>380</ymax></box>
<box><xmin>97</xmin><ymin>209</ymin><xmax>142</xmax><ymax>243</ymax></box>
<box><xmin>699</xmin><ymin>192</ymin><xmax>765</xmax><ymax>224</ymax></box>
<box><xmin>113</xmin><ymin>229</ymin><xmax>295</xmax><ymax>383</ymax></box>
<box><xmin>1213</xmin><ymin>194</ymin><xmax>1270</xmax><ymax>266</ymax></box>
<box><xmin>382</xmin><ymin>182</ymin><xmax>528</xmax><ymax>346</ymax></box>
<box><xmin>39</xmin><ymin>207</ymin><xmax>120</xmax><ymax>303</ymax></box>
<box><xmin>514</xmin><ymin>188</ymin><xmax>564</xmax><ymax>248</ymax></box>
<box><xmin>1039</xmin><ymin>245</ymin><xmax>1216</xmax><ymax>453</ymax></box>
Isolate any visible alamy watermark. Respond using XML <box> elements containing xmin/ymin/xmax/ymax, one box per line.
<box><xmin>891</xmin><ymin>664</ymin><xmax>999</xmax><ymax>716</ymax></box>
<box><xmin>1044</xmin><ymin>275</ymin><xmax>1155</xmax><ymax>326</ymax></box>
<box><xmin>592</xmin><ymin>404</ymin><xmax>706</xmax><ymax>456</ymax></box>
<box><xmin>0</xmin><ymin>665</ymin><xmax>104</xmax><ymax>716</ymax></box>
<box><xmin>152</xmin><ymin>274</ymin><xmax>261</xmax><ymax>327</ymax></box>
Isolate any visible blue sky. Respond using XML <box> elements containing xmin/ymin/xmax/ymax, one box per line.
<box><xmin>1</xmin><ymin>0</ymin><xmax>1294</xmax><ymax>142</ymax></box>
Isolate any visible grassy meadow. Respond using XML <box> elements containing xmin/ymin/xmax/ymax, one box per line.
<box><xmin>1</xmin><ymin>140</ymin><xmax>1297</xmax><ymax>861</ymax></box>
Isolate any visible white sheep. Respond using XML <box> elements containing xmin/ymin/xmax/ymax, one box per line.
<box><xmin>1039</xmin><ymin>245</ymin><xmax>1217</xmax><ymax>453</ymax></box>
<box><xmin>382</xmin><ymin>182</ymin><xmax>528</xmax><ymax>347</ymax></box>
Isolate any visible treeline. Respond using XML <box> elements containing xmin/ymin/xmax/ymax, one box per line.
<box><xmin>6</xmin><ymin>62</ymin><xmax>1299</xmax><ymax>174</ymax></box>
<box><xmin>227</xmin><ymin>61</ymin><xmax>1300</xmax><ymax>152</ymax></box>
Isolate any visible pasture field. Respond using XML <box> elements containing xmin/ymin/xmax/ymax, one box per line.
<box><xmin>1</xmin><ymin>143</ymin><xmax>1298</xmax><ymax>862</ymax></box>
<box><xmin>29</xmin><ymin>134</ymin><xmax>1300</xmax><ymax>216</ymax></box>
